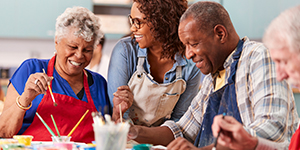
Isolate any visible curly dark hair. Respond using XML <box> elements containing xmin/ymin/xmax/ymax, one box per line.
<box><xmin>133</xmin><ymin>0</ymin><xmax>188</xmax><ymax>59</ymax></box>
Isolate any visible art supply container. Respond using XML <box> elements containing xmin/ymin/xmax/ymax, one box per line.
<box><xmin>31</xmin><ymin>142</ymin><xmax>59</xmax><ymax>150</ymax></box>
<box><xmin>93</xmin><ymin>122</ymin><xmax>130</xmax><ymax>150</ymax></box>
<box><xmin>132</xmin><ymin>144</ymin><xmax>152</xmax><ymax>150</ymax></box>
<box><xmin>1</xmin><ymin>143</ymin><xmax>24</xmax><ymax>150</ymax></box>
<box><xmin>35</xmin><ymin>145</ymin><xmax>61</xmax><ymax>150</ymax></box>
<box><xmin>0</xmin><ymin>139</ymin><xmax>18</xmax><ymax>150</ymax></box>
<box><xmin>51</xmin><ymin>136</ymin><xmax>71</xmax><ymax>142</ymax></box>
<box><xmin>0</xmin><ymin>138</ymin><xmax>18</xmax><ymax>145</ymax></box>
<box><xmin>13</xmin><ymin>135</ymin><xmax>34</xmax><ymax>146</ymax></box>
<box><xmin>53</xmin><ymin>142</ymin><xmax>74</xmax><ymax>150</ymax></box>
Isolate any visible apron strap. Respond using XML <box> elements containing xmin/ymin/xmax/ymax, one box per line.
<box><xmin>137</xmin><ymin>56</ymin><xmax>182</xmax><ymax>80</ymax></box>
<box><xmin>137</xmin><ymin>57</ymin><xmax>146</xmax><ymax>74</ymax></box>
<box><xmin>175</xmin><ymin>66</ymin><xmax>182</xmax><ymax>79</ymax></box>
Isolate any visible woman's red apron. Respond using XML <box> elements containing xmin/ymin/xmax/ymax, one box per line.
<box><xmin>22</xmin><ymin>56</ymin><xmax>97</xmax><ymax>143</ymax></box>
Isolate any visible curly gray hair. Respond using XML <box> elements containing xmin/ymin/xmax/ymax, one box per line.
<box><xmin>55</xmin><ymin>6</ymin><xmax>103</xmax><ymax>49</ymax></box>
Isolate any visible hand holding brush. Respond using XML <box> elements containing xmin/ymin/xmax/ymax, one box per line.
<box><xmin>42</xmin><ymin>69</ymin><xmax>57</xmax><ymax>106</ymax></box>
<box><xmin>212</xmin><ymin>113</ymin><xmax>226</xmax><ymax>150</ymax></box>
<box><xmin>211</xmin><ymin>114</ymin><xmax>258</xmax><ymax>150</ymax></box>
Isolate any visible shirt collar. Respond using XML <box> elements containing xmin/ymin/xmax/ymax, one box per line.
<box><xmin>223</xmin><ymin>36</ymin><xmax>248</xmax><ymax>69</ymax></box>
<box><xmin>137</xmin><ymin>45</ymin><xmax>187</xmax><ymax>70</ymax></box>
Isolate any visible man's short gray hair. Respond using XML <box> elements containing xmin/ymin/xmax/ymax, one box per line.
<box><xmin>263</xmin><ymin>5</ymin><xmax>300</xmax><ymax>54</ymax></box>
<box><xmin>55</xmin><ymin>6</ymin><xmax>103</xmax><ymax>49</ymax></box>
<box><xmin>180</xmin><ymin>1</ymin><xmax>232</xmax><ymax>34</ymax></box>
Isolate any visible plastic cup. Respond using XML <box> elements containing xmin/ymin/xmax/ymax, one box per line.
<box><xmin>51</xmin><ymin>136</ymin><xmax>71</xmax><ymax>142</ymax></box>
<box><xmin>53</xmin><ymin>142</ymin><xmax>74</xmax><ymax>150</ymax></box>
<box><xmin>93</xmin><ymin>122</ymin><xmax>130</xmax><ymax>150</ymax></box>
<box><xmin>13</xmin><ymin>135</ymin><xmax>33</xmax><ymax>146</ymax></box>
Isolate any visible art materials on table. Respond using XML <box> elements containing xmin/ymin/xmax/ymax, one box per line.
<box><xmin>51</xmin><ymin>114</ymin><xmax>61</xmax><ymax>137</ymax></box>
<box><xmin>132</xmin><ymin>144</ymin><xmax>153</xmax><ymax>150</ymax></box>
<box><xmin>42</xmin><ymin>68</ymin><xmax>57</xmax><ymax>107</ymax></box>
<box><xmin>67</xmin><ymin>109</ymin><xmax>90</xmax><ymax>137</ymax></box>
<box><xmin>212</xmin><ymin>112</ymin><xmax>226</xmax><ymax>150</ymax></box>
<box><xmin>51</xmin><ymin>136</ymin><xmax>71</xmax><ymax>143</ymax></box>
<box><xmin>13</xmin><ymin>135</ymin><xmax>33</xmax><ymax>146</ymax></box>
<box><xmin>0</xmin><ymin>138</ymin><xmax>18</xmax><ymax>150</ymax></box>
<box><xmin>36</xmin><ymin>112</ymin><xmax>56</xmax><ymax>137</ymax></box>
<box><xmin>91</xmin><ymin>112</ymin><xmax>105</xmax><ymax>127</ymax></box>
<box><xmin>92</xmin><ymin>106</ymin><xmax>130</xmax><ymax>150</ymax></box>
<box><xmin>1</xmin><ymin>143</ymin><xmax>25</xmax><ymax>150</ymax></box>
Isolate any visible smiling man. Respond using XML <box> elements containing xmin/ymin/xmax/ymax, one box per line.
<box><xmin>211</xmin><ymin>5</ymin><xmax>300</xmax><ymax>150</ymax></box>
<box><xmin>127</xmin><ymin>1</ymin><xmax>298</xmax><ymax>150</ymax></box>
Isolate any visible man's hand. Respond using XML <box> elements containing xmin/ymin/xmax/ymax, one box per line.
<box><xmin>167</xmin><ymin>137</ymin><xmax>199</xmax><ymax>150</ymax></box>
<box><xmin>212</xmin><ymin>115</ymin><xmax>258</xmax><ymax>150</ymax></box>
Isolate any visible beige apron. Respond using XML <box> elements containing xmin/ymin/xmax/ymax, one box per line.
<box><xmin>128</xmin><ymin>57</ymin><xmax>186</xmax><ymax>126</ymax></box>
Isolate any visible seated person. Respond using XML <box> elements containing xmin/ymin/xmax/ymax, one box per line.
<box><xmin>0</xmin><ymin>6</ymin><xmax>130</xmax><ymax>143</ymax></box>
<box><xmin>108</xmin><ymin>0</ymin><xmax>201</xmax><ymax>127</ymax></box>
<box><xmin>86</xmin><ymin>34</ymin><xmax>108</xmax><ymax>80</ymax></box>
<box><xmin>212</xmin><ymin>4</ymin><xmax>300</xmax><ymax>150</ymax></box>
<box><xmin>124</xmin><ymin>2</ymin><xmax>298</xmax><ymax>149</ymax></box>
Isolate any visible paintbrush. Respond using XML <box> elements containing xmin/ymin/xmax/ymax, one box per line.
<box><xmin>212</xmin><ymin>112</ymin><xmax>226</xmax><ymax>150</ymax></box>
<box><xmin>42</xmin><ymin>68</ymin><xmax>57</xmax><ymax>106</ymax></box>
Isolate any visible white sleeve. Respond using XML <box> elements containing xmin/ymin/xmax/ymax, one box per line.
<box><xmin>255</xmin><ymin>137</ymin><xmax>289</xmax><ymax>150</ymax></box>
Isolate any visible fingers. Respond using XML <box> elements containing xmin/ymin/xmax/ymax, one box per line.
<box><xmin>26</xmin><ymin>72</ymin><xmax>53</xmax><ymax>95</ymax></box>
<box><xmin>127</xmin><ymin>125</ymin><xmax>138</xmax><ymax>140</ymax></box>
<box><xmin>217</xmin><ymin>132</ymin><xmax>232</xmax><ymax>147</ymax></box>
<box><xmin>117</xmin><ymin>85</ymin><xmax>132</xmax><ymax>91</ymax></box>
<box><xmin>113</xmin><ymin>85</ymin><xmax>133</xmax><ymax>108</ymax></box>
<box><xmin>35</xmin><ymin>75</ymin><xmax>48</xmax><ymax>91</ymax></box>
<box><xmin>212</xmin><ymin>115</ymin><xmax>240</xmax><ymax>135</ymax></box>
<box><xmin>212</xmin><ymin>114</ymin><xmax>224</xmax><ymax>137</ymax></box>
<box><xmin>115</xmin><ymin>86</ymin><xmax>132</xmax><ymax>98</ymax></box>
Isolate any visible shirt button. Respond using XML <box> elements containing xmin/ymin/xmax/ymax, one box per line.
<box><xmin>165</xmin><ymin>77</ymin><xmax>169</xmax><ymax>80</ymax></box>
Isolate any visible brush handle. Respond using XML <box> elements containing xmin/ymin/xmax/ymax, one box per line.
<box><xmin>67</xmin><ymin>109</ymin><xmax>89</xmax><ymax>136</ymax></box>
<box><xmin>36</xmin><ymin>112</ymin><xmax>56</xmax><ymax>137</ymax></box>
<box><xmin>48</xmin><ymin>85</ymin><xmax>56</xmax><ymax>103</ymax></box>
<box><xmin>42</xmin><ymin>68</ymin><xmax>56</xmax><ymax>104</ymax></box>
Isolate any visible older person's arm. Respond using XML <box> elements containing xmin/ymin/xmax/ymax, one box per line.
<box><xmin>0</xmin><ymin>85</ymin><xmax>27</xmax><ymax>137</ymax></box>
<box><xmin>133</xmin><ymin>125</ymin><xmax>174</xmax><ymax>146</ymax></box>
<box><xmin>0</xmin><ymin>71</ymin><xmax>51</xmax><ymax>137</ymax></box>
<box><xmin>241</xmin><ymin>43</ymin><xmax>297</xmax><ymax>144</ymax></box>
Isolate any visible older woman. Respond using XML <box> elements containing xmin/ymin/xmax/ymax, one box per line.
<box><xmin>108</xmin><ymin>0</ymin><xmax>201</xmax><ymax>127</ymax></box>
<box><xmin>0</xmin><ymin>7</ymin><xmax>124</xmax><ymax>143</ymax></box>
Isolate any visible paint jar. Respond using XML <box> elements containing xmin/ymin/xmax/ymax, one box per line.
<box><xmin>13</xmin><ymin>135</ymin><xmax>34</xmax><ymax>146</ymax></box>
<box><xmin>0</xmin><ymin>139</ymin><xmax>18</xmax><ymax>150</ymax></box>
<box><xmin>1</xmin><ymin>143</ymin><xmax>24</xmax><ymax>150</ymax></box>
<box><xmin>132</xmin><ymin>144</ymin><xmax>152</xmax><ymax>150</ymax></box>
